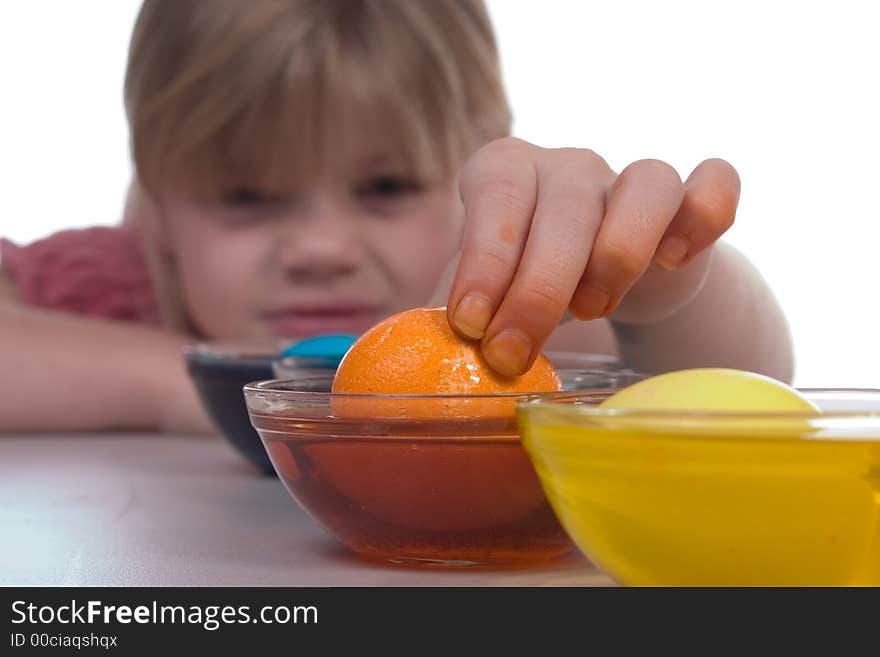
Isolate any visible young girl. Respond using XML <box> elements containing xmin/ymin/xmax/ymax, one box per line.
<box><xmin>0</xmin><ymin>0</ymin><xmax>793</xmax><ymax>435</ymax></box>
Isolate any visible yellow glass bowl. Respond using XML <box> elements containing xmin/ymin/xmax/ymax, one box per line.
<box><xmin>517</xmin><ymin>389</ymin><xmax>880</xmax><ymax>586</ymax></box>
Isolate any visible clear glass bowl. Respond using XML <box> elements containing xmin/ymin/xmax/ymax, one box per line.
<box><xmin>243</xmin><ymin>361</ymin><xmax>639</xmax><ymax>568</ymax></box>
<box><xmin>517</xmin><ymin>388</ymin><xmax>880</xmax><ymax>586</ymax></box>
<box><xmin>187</xmin><ymin>339</ymin><xmax>627</xmax><ymax>477</ymax></box>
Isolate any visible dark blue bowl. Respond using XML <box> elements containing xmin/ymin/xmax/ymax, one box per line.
<box><xmin>184</xmin><ymin>336</ymin><xmax>358</xmax><ymax>474</ymax></box>
<box><xmin>184</xmin><ymin>342</ymin><xmax>286</xmax><ymax>474</ymax></box>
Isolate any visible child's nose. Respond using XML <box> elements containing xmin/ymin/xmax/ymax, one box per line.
<box><xmin>275</xmin><ymin>204</ymin><xmax>365</xmax><ymax>280</ymax></box>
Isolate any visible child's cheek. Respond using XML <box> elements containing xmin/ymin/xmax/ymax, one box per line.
<box><xmin>382</xmin><ymin>220</ymin><xmax>458</xmax><ymax>301</ymax></box>
<box><xmin>176</xmin><ymin>234</ymin><xmax>270</xmax><ymax>338</ymax></box>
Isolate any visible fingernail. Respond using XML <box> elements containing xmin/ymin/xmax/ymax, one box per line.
<box><xmin>654</xmin><ymin>236</ymin><xmax>690</xmax><ymax>271</ymax></box>
<box><xmin>571</xmin><ymin>285</ymin><xmax>610</xmax><ymax>320</ymax></box>
<box><xmin>452</xmin><ymin>293</ymin><xmax>493</xmax><ymax>340</ymax></box>
<box><xmin>483</xmin><ymin>329</ymin><xmax>532</xmax><ymax>377</ymax></box>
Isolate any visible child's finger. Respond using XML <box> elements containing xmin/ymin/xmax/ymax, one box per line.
<box><xmin>653</xmin><ymin>158</ymin><xmax>740</xmax><ymax>270</ymax></box>
<box><xmin>570</xmin><ymin>159</ymin><xmax>685</xmax><ymax>319</ymax></box>
<box><xmin>448</xmin><ymin>138</ymin><xmax>538</xmax><ymax>340</ymax></box>
<box><xmin>480</xmin><ymin>149</ymin><xmax>612</xmax><ymax>375</ymax></box>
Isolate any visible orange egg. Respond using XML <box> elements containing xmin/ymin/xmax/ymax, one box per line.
<box><xmin>331</xmin><ymin>307</ymin><xmax>562</xmax><ymax>418</ymax></box>
<box><xmin>310</xmin><ymin>307</ymin><xmax>564</xmax><ymax>532</ymax></box>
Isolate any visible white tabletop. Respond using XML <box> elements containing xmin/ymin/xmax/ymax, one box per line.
<box><xmin>0</xmin><ymin>432</ymin><xmax>613</xmax><ymax>587</ymax></box>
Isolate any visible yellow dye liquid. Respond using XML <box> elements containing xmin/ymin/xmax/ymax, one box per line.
<box><xmin>523</xmin><ymin>423</ymin><xmax>880</xmax><ymax>586</ymax></box>
<box><xmin>519</xmin><ymin>369</ymin><xmax>880</xmax><ymax>586</ymax></box>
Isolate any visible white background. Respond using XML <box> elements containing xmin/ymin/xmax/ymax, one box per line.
<box><xmin>1</xmin><ymin>1</ymin><xmax>877</xmax><ymax>387</ymax></box>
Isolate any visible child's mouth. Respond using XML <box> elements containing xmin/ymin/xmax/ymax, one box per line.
<box><xmin>263</xmin><ymin>305</ymin><xmax>381</xmax><ymax>337</ymax></box>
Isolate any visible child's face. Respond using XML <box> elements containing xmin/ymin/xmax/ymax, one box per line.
<box><xmin>157</xmin><ymin>136</ymin><xmax>463</xmax><ymax>340</ymax></box>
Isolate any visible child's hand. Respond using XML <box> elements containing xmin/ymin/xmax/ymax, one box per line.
<box><xmin>447</xmin><ymin>137</ymin><xmax>740</xmax><ymax>376</ymax></box>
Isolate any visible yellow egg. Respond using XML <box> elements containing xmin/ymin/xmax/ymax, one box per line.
<box><xmin>599</xmin><ymin>368</ymin><xmax>819</xmax><ymax>412</ymax></box>
<box><xmin>594</xmin><ymin>368</ymin><xmax>819</xmax><ymax>439</ymax></box>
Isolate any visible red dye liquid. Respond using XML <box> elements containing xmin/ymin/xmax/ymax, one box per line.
<box><xmin>253</xmin><ymin>414</ymin><xmax>575</xmax><ymax>567</ymax></box>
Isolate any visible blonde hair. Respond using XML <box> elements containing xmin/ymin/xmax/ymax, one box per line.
<box><xmin>124</xmin><ymin>0</ymin><xmax>511</xmax><ymax>331</ymax></box>
<box><xmin>126</xmin><ymin>0</ymin><xmax>511</xmax><ymax>195</ymax></box>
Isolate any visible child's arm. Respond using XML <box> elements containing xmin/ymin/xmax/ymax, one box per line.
<box><xmin>0</xmin><ymin>274</ymin><xmax>212</xmax><ymax>433</ymax></box>
<box><xmin>607</xmin><ymin>241</ymin><xmax>793</xmax><ymax>381</ymax></box>
<box><xmin>446</xmin><ymin>137</ymin><xmax>795</xmax><ymax>382</ymax></box>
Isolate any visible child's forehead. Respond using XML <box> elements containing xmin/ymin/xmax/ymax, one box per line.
<box><xmin>320</xmin><ymin>124</ymin><xmax>414</xmax><ymax>173</ymax></box>
<box><xmin>238</xmin><ymin>102</ymin><xmax>438</xmax><ymax>186</ymax></box>
<box><xmin>153</xmin><ymin>71</ymin><xmax>453</xmax><ymax>197</ymax></box>
<box><xmin>202</xmin><ymin>121</ymin><xmax>424</xmax><ymax>195</ymax></box>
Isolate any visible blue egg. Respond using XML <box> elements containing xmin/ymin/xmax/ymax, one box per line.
<box><xmin>280</xmin><ymin>333</ymin><xmax>358</xmax><ymax>367</ymax></box>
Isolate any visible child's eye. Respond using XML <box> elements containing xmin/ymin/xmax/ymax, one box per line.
<box><xmin>221</xmin><ymin>186</ymin><xmax>285</xmax><ymax>207</ymax></box>
<box><xmin>217</xmin><ymin>186</ymin><xmax>290</xmax><ymax>226</ymax></box>
<box><xmin>356</xmin><ymin>176</ymin><xmax>421</xmax><ymax>199</ymax></box>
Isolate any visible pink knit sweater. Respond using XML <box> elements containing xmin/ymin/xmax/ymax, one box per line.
<box><xmin>0</xmin><ymin>225</ymin><xmax>161</xmax><ymax>324</ymax></box>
